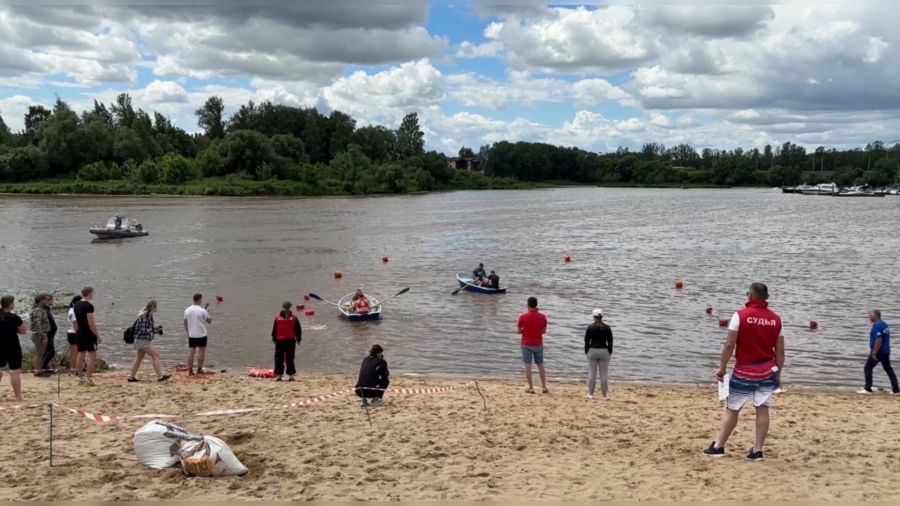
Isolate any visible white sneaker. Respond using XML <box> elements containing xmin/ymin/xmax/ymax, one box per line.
<box><xmin>587</xmin><ymin>394</ymin><xmax>595</xmax><ymax>399</ymax></box>
<box><xmin>369</xmin><ymin>398</ymin><xmax>384</xmax><ymax>406</ymax></box>
<box><xmin>601</xmin><ymin>394</ymin><xmax>610</xmax><ymax>400</ymax></box>
<box><xmin>857</xmin><ymin>388</ymin><xmax>874</xmax><ymax>395</ymax></box>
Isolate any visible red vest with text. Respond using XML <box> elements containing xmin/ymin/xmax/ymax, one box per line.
<box><xmin>735</xmin><ymin>300</ymin><xmax>781</xmax><ymax>365</ymax></box>
<box><xmin>274</xmin><ymin>313</ymin><xmax>297</xmax><ymax>341</ymax></box>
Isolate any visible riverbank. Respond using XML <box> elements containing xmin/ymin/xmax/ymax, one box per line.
<box><xmin>1</xmin><ymin>372</ymin><xmax>897</xmax><ymax>501</ymax></box>
<box><xmin>0</xmin><ymin>176</ymin><xmax>575</xmax><ymax>197</ymax></box>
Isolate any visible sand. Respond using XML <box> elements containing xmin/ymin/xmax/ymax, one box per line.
<box><xmin>1</xmin><ymin>371</ymin><xmax>899</xmax><ymax>501</ymax></box>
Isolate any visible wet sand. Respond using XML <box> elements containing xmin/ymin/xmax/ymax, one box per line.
<box><xmin>1</xmin><ymin>372</ymin><xmax>899</xmax><ymax>501</ymax></box>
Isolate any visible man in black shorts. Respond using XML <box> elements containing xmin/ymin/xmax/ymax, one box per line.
<box><xmin>183</xmin><ymin>293</ymin><xmax>212</xmax><ymax>375</ymax></box>
<box><xmin>73</xmin><ymin>287</ymin><xmax>102</xmax><ymax>386</ymax></box>
<box><xmin>0</xmin><ymin>294</ymin><xmax>28</xmax><ymax>401</ymax></box>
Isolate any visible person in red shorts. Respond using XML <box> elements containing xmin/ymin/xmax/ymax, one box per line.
<box><xmin>517</xmin><ymin>296</ymin><xmax>548</xmax><ymax>394</ymax></box>
<box><xmin>704</xmin><ymin>282</ymin><xmax>785</xmax><ymax>461</ymax></box>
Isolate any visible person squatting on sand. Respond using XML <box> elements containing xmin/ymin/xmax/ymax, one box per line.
<box><xmin>0</xmin><ymin>295</ymin><xmax>27</xmax><ymax>401</ymax></box>
<box><xmin>584</xmin><ymin>308</ymin><xmax>613</xmax><ymax>400</ymax></box>
<box><xmin>355</xmin><ymin>344</ymin><xmax>389</xmax><ymax>405</ymax></box>
<box><xmin>73</xmin><ymin>286</ymin><xmax>101</xmax><ymax>386</ymax></box>
<box><xmin>183</xmin><ymin>293</ymin><xmax>212</xmax><ymax>375</ymax></box>
<box><xmin>271</xmin><ymin>301</ymin><xmax>302</xmax><ymax>381</ymax></box>
<box><xmin>29</xmin><ymin>293</ymin><xmax>57</xmax><ymax>376</ymax></box>
<box><xmin>518</xmin><ymin>296</ymin><xmax>549</xmax><ymax>394</ymax></box>
<box><xmin>705</xmin><ymin>282</ymin><xmax>784</xmax><ymax>461</ymax></box>
<box><xmin>858</xmin><ymin>310</ymin><xmax>898</xmax><ymax>395</ymax></box>
<box><xmin>127</xmin><ymin>300</ymin><xmax>171</xmax><ymax>383</ymax></box>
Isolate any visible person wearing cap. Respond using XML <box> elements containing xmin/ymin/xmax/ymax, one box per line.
<box><xmin>30</xmin><ymin>294</ymin><xmax>57</xmax><ymax>376</ymax></box>
<box><xmin>584</xmin><ymin>308</ymin><xmax>613</xmax><ymax>399</ymax></box>
<box><xmin>271</xmin><ymin>301</ymin><xmax>302</xmax><ymax>381</ymax></box>
<box><xmin>355</xmin><ymin>344</ymin><xmax>390</xmax><ymax>405</ymax></box>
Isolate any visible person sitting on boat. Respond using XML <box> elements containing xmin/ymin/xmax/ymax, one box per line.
<box><xmin>472</xmin><ymin>263</ymin><xmax>486</xmax><ymax>286</ymax></box>
<box><xmin>114</xmin><ymin>214</ymin><xmax>122</xmax><ymax>230</ymax></box>
<box><xmin>351</xmin><ymin>289</ymin><xmax>371</xmax><ymax>315</ymax></box>
<box><xmin>486</xmin><ymin>270</ymin><xmax>500</xmax><ymax>290</ymax></box>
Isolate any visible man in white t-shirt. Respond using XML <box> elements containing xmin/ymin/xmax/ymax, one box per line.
<box><xmin>183</xmin><ymin>293</ymin><xmax>212</xmax><ymax>375</ymax></box>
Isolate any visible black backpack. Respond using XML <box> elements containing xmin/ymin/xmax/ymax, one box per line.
<box><xmin>123</xmin><ymin>322</ymin><xmax>136</xmax><ymax>344</ymax></box>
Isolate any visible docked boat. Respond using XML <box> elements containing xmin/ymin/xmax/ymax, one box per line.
<box><xmin>338</xmin><ymin>292</ymin><xmax>382</xmax><ymax>321</ymax></box>
<box><xmin>781</xmin><ymin>184</ymin><xmax>813</xmax><ymax>194</ymax></box>
<box><xmin>89</xmin><ymin>215</ymin><xmax>148</xmax><ymax>239</ymax></box>
<box><xmin>835</xmin><ymin>185</ymin><xmax>886</xmax><ymax>197</ymax></box>
<box><xmin>456</xmin><ymin>273</ymin><xmax>507</xmax><ymax>294</ymax></box>
<box><xmin>800</xmin><ymin>183</ymin><xmax>839</xmax><ymax>195</ymax></box>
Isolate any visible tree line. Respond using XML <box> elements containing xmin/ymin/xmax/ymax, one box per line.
<box><xmin>1</xmin><ymin>95</ymin><xmax>898</xmax><ymax>194</ymax></box>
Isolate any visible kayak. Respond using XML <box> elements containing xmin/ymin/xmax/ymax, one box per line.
<box><xmin>457</xmin><ymin>273</ymin><xmax>506</xmax><ymax>294</ymax></box>
<box><xmin>337</xmin><ymin>293</ymin><xmax>382</xmax><ymax>321</ymax></box>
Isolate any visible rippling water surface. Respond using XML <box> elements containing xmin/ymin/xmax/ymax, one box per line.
<box><xmin>2</xmin><ymin>188</ymin><xmax>898</xmax><ymax>387</ymax></box>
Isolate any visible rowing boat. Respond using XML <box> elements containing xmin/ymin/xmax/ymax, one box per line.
<box><xmin>456</xmin><ymin>272</ymin><xmax>506</xmax><ymax>294</ymax></box>
<box><xmin>337</xmin><ymin>293</ymin><xmax>382</xmax><ymax>321</ymax></box>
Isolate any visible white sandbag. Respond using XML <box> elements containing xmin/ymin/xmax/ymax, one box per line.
<box><xmin>179</xmin><ymin>436</ymin><xmax>248</xmax><ymax>477</ymax></box>
<box><xmin>133</xmin><ymin>420</ymin><xmax>201</xmax><ymax>470</ymax></box>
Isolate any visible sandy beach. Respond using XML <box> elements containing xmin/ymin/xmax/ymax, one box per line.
<box><xmin>1</xmin><ymin>371</ymin><xmax>899</xmax><ymax>501</ymax></box>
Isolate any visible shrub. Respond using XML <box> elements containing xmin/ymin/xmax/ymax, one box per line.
<box><xmin>131</xmin><ymin>158</ymin><xmax>161</xmax><ymax>183</ymax></box>
<box><xmin>159</xmin><ymin>153</ymin><xmax>197</xmax><ymax>184</ymax></box>
<box><xmin>77</xmin><ymin>161</ymin><xmax>123</xmax><ymax>181</ymax></box>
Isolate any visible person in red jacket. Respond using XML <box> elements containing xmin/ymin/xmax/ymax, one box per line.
<box><xmin>704</xmin><ymin>283</ymin><xmax>785</xmax><ymax>461</ymax></box>
<box><xmin>271</xmin><ymin>301</ymin><xmax>302</xmax><ymax>381</ymax></box>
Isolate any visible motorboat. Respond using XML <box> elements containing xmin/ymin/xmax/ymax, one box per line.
<box><xmin>800</xmin><ymin>183</ymin><xmax>839</xmax><ymax>195</ymax></box>
<box><xmin>835</xmin><ymin>185</ymin><xmax>886</xmax><ymax>197</ymax></box>
<box><xmin>89</xmin><ymin>215</ymin><xmax>149</xmax><ymax>239</ymax></box>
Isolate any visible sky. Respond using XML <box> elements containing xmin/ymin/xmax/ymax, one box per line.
<box><xmin>1</xmin><ymin>1</ymin><xmax>899</xmax><ymax>155</ymax></box>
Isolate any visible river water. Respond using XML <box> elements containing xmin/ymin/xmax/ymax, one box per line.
<box><xmin>2</xmin><ymin>188</ymin><xmax>899</xmax><ymax>387</ymax></box>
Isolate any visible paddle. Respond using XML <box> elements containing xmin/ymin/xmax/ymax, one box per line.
<box><xmin>452</xmin><ymin>276</ymin><xmax>477</xmax><ymax>295</ymax></box>
<box><xmin>307</xmin><ymin>293</ymin><xmax>341</xmax><ymax>307</ymax></box>
<box><xmin>375</xmin><ymin>287</ymin><xmax>409</xmax><ymax>306</ymax></box>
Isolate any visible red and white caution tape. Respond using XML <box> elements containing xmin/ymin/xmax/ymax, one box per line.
<box><xmin>283</xmin><ymin>389</ymin><xmax>354</xmax><ymax>408</ymax></box>
<box><xmin>392</xmin><ymin>382</ymin><xmax>473</xmax><ymax>396</ymax></box>
<box><xmin>0</xmin><ymin>403</ymin><xmax>43</xmax><ymax>412</ymax></box>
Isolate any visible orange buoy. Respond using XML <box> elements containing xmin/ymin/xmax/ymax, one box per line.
<box><xmin>382</xmin><ymin>256</ymin><xmax>389</xmax><ymax>263</ymax></box>
<box><xmin>809</xmin><ymin>320</ymin><xmax>818</xmax><ymax>330</ymax></box>
<box><xmin>706</xmin><ymin>306</ymin><xmax>713</xmax><ymax>315</ymax></box>
<box><xmin>304</xmin><ymin>309</ymin><xmax>315</xmax><ymax>316</ymax></box>
<box><xmin>718</xmin><ymin>319</ymin><xmax>728</xmax><ymax>327</ymax></box>
<box><xmin>564</xmin><ymin>255</ymin><xmax>571</xmax><ymax>263</ymax></box>
<box><xmin>334</xmin><ymin>271</ymin><xmax>343</xmax><ymax>279</ymax></box>
<box><xmin>303</xmin><ymin>294</ymin><xmax>310</xmax><ymax>301</ymax></box>
<box><xmin>296</xmin><ymin>304</ymin><xmax>305</xmax><ymax>310</ymax></box>
<box><xmin>675</xmin><ymin>279</ymin><xmax>684</xmax><ymax>289</ymax></box>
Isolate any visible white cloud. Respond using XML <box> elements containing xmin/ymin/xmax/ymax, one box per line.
<box><xmin>142</xmin><ymin>80</ymin><xmax>189</xmax><ymax>103</ymax></box>
<box><xmin>0</xmin><ymin>95</ymin><xmax>47</xmax><ymax>132</ymax></box>
<box><xmin>572</xmin><ymin>78</ymin><xmax>637</xmax><ymax>107</ymax></box>
<box><xmin>456</xmin><ymin>40</ymin><xmax>504</xmax><ymax>59</ymax></box>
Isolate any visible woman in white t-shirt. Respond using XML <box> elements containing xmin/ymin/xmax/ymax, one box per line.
<box><xmin>65</xmin><ymin>295</ymin><xmax>82</xmax><ymax>373</ymax></box>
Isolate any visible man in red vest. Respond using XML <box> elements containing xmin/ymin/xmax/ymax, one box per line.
<box><xmin>271</xmin><ymin>301</ymin><xmax>302</xmax><ymax>381</ymax></box>
<box><xmin>704</xmin><ymin>282</ymin><xmax>784</xmax><ymax>461</ymax></box>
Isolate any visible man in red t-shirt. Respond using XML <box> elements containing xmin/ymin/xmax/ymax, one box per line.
<box><xmin>517</xmin><ymin>296</ymin><xmax>548</xmax><ymax>394</ymax></box>
<box><xmin>704</xmin><ymin>282</ymin><xmax>785</xmax><ymax>461</ymax></box>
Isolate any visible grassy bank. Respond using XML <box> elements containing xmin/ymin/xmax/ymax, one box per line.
<box><xmin>0</xmin><ymin>175</ymin><xmax>566</xmax><ymax>197</ymax></box>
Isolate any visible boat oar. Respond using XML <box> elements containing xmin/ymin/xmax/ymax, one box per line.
<box><xmin>376</xmin><ymin>287</ymin><xmax>409</xmax><ymax>306</ymax></box>
<box><xmin>452</xmin><ymin>277</ymin><xmax>475</xmax><ymax>295</ymax></box>
<box><xmin>307</xmin><ymin>293</ymin><xmax>341</xmax><ymax>307</ymax></box>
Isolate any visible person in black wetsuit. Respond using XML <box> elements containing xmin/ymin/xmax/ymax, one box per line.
<box><xmin>355</xmin><ymin>344</ymin><xmax>390</xmax><ymax>405</ymax></box>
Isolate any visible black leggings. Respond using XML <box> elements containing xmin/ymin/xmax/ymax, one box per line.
<box><xmin>274</xmin><ymin>340</ymin><xmax>296</xmax><ymax>376</ymax></box>
<box><xmin>865</xmin><ymin>352</ymin><xmax>900</xmax><ymax>393</ymax></box>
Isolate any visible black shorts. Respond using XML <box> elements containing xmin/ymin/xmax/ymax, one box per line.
<box><xmin>67</xmin><ymin>332</ymin><xmax>78</xmax><ymax>345</ymax></box>
<box><xmin>77</xmin><ymin>334</ymin><xmax>98</xmax><ymax>353</ymax></box>
<box><xmin>0</xmin><ymin>341</ymin><xmax>23</xmax><ymax>370</ymax></box>
<box><xmin>188</xmin><ymin>336</ymin><xmax>208</xmax><ymax>348</ymax></box>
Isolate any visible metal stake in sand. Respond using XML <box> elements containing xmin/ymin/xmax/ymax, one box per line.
<box><xmin>57</xmin><ymin>369</ymin><xmax>61</xmax><ymax>399</ymax></box>
<box><xmin>473</xmin><ymin>381</ymin><xmax>487</xmax><ymax>410</ymax></box>
<box><xmin>361</xmin><ymin>399</ymin><xmax>373</xmax><ymax>427</ymax></box>
<box><xmin>48</xmin><ymin>403</ymin><xmax>53</xmax><ymax>467</ymax></box>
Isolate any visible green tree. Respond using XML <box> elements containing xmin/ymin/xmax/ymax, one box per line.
<box><xmin>350</xmin><ymin>125</ymin><xmax>396</xmax><ymax>164</ymax></box>
<box><xmin>110</xmin><ymin>93</ymin><xmax>137</xmax><ymax>128</ymax></box>
<box><xmin>219</xmin><ymin>129</ymin><xmax>275</xmax><ymax>178</ymax></box>
<box><xmin>0</xmin><ymin>146</ymin><xmax>49</xmax><ymax>181</ymax></box>
<box><xmin>396</xmin><ymin>112</ymin><xmax>424</xmax><ymax>159</ymax></box>
<box><xmin>0</xmin><ymin>113</ymin><xmax>9</xmax><ymax>144</ymax></box>
<box><xmin>458</xmin><ymin>146</ymin><xmax>475</xmax><ymax>158</ymax></box>
<box><xmin>24</xmin><ymin>105</ymin><xmax>52</xmax><ymax>144</ymax></box>
<box><xmin>159</xmin><ymin>153</ymin><xmax>197</xmax><ymax>184</ymax></box>
<box><xmin>327</xmin><ymin>110</ymin><xmax>356</xmax><ymax>160</ymax></box>
<box><xmin>39</xmin><ymin>99</ymin><xmax>81</xmax><ymax>174</ymax></box>
<box><xmin>271</xmin><ymin>133</ymin><xmax>307</xmax><ymax>161</ymax></box>
<box><xmin>196</xmin><ymin>96</ymin><xmax>226</xmax><ymax>139</ymax></box>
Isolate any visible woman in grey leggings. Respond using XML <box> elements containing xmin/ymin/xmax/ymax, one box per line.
<box><xmin>585</xmin><ymin>308</ymin><xmax>613</xmax><ymax>399</ymax></box>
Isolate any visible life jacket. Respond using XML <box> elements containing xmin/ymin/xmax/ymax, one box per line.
<box><xmin>274</xmin><ymin>312</ymin><xmax>297</xmax><ymax>341</ymax></box>
<box><xmin>355</xmin><ymin>297</ymin><xmax>370</xmax><ymax>314</ymax></box>
<box><xmin>733</xmin><ymin>299</ymin><xmax>781</xmax><ymax>378</ymax></box>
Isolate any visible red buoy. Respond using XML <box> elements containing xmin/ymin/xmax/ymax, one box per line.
<box><xmin>215</xmin><ymin>294</ymin><xmax>224</xmax><ymax>303</ymax></box>
<box><xmin>675</xmin><ymin>279</ymin><xmax>684</xmax><ymax>289</ymax></box>
<box><xmin>334</xmin><ymin>271</ymin><xmax>343</xmax><ymax>279</ymax></box>
<box><xmin>706</xmin><ymin>306</ymin><xmax>713</xmax><ymax>315</ymax></box>
<box><xmin>809</xmin><ymin>320</ymin><xmax>818</xmax><ymax>330</ymax></box>
<box><xmin>303</xmin><ymin>294</ymin><xmax>310</xmax><ymax>301</ymax></box>
<box><xmin>382</xmin><ymin>256</ymin><xmax>389</xmax><ymax>263</ymax></box>
<box><xmin>718</xmin><ymin>319</ymin><xmax>728</xmax><ymax>327</ymax></box>
<box><xmin>564</xmin><ymin>255</ymin><xmax>571</xmax><ymax>263</ymax></box>
<box><xmin>304</xmin><ymin>309</ymin><xmax>315</xmax><ymax>316</ymax></box>
<box><xmin>296</xmin><ymin>304</ymin><xmax>305</xmax><ymax>310</ymax></box>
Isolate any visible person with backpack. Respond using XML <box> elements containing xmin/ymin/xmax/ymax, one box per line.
<box><xmin>127</xmin><ymin>300</ymin><xmax>170</xmax><ymax>383</ymax></box>
<box><xmin>271</xmin><ymin>301</ymin><xmax>302</xmax><ymax>381</ymax></box>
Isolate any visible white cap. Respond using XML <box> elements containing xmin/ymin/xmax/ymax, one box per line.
<box><xmin>592</xmin><ymin>308</ymin><xmax>603</xmax><ymax>318</ymax></box>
